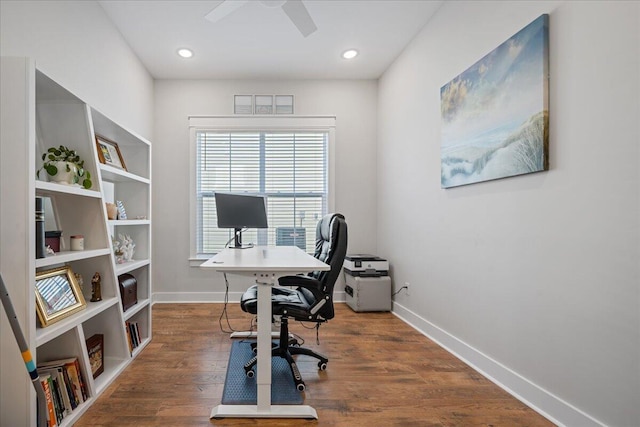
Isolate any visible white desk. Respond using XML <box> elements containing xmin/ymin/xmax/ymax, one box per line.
<box><xmin>201</xmin><ymin>246</ymin><xmax>329</xmax><ymax>419</ymax></box>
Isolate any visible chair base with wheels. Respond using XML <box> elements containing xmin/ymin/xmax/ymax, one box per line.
<box><xmin>243</xmin><ymin>315</ymin><xmax>328</xmax><ymax>391</ymax></box>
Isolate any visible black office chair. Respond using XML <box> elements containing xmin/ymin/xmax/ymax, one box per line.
<box><xmin>239</xmin><ymin>213</ymin><xmax>348</xmax><ymax>391</ymax></box>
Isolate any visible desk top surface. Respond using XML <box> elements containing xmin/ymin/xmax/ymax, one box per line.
<box><xmin>200</xmin><ymin>246</ymin><xmax>329</xmax><ymax>273</ymax></box>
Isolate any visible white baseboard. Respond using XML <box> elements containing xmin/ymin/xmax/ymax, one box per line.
<box><xmin>391</xmin><ymin>301</ymin><xmax>604</xmax><ymax>427</ymax></box>
<box><xmin>152</xmin><ymin>291</ymin><xmax>347</xmax><ymax>304</ymax></box>
<box><xmin>153</xmin><ymin>291</ymin><xmax>240</xmax><ymax>303</ymax></box>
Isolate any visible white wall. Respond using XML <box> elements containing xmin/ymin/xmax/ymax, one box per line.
<box><xmin>378</xmin><ymin>1</ymin><xmax>639</xmax><ymax>426</ymax></box>
<box><xmin>0</xmin><ymin>0</ymin><xmax>154</xmax><ymax>140</ymax></box>
<box><xmin>153</xmin><ymin>79</ymin><xmax>377</xmax><ymax>300</ymax></box>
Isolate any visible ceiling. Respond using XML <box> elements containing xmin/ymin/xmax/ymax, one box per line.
<box><xmin>98</xmin><ymin>0</ymin><xmax>444</xmax><ymax>80</ymax></box>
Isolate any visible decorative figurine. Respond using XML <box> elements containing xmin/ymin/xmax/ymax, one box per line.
<box><xmin>90</xmin><ymin>272</ymin><xmax>102</xmax><ymax>302</ymax></box>
<box><xmin>120</xmin><ymin>234</ymin><xmax>135</xmax><ymax>262</ymax></box>
<box><xmin>114</xmin><ymin>233</ymin><xmax>135</xmax><ymax>264</ymax></box>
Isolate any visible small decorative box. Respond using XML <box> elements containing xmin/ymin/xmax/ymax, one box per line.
<box><xmin>118</xmin><ymin>273</ymin><xmax>138</xmax><ymax>312</ymax></box>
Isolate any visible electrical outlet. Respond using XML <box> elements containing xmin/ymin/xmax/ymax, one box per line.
<box><xmin>404</xmin><ymin>282</ymin><xmax>410</xmax><ymax>296</ymax></box>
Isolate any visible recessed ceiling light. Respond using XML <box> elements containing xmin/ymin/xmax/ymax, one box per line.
<box><xmin>342</xmin><ymin>49</ymin><xmax>358</xmax><ymax>59</ymax></box>
<box><xmin>177</xmin><ymin>48</ymin><xmax>194</xmax><ymax>58</ymax></box>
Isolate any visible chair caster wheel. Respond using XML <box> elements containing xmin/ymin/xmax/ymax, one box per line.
<box><xmin>297</xmin><ymin>383</ymin><xmax>306</xmax><ymax>392</ymax></box>
<box><xmin>246</xmin><ymin>370</ymin><xmax>255</xmax><ymax>378</ymax></box>
<box><xmin>318</xmin><ymin>362</ymin><xmax>327</xmax><ymax>371</ymax></box>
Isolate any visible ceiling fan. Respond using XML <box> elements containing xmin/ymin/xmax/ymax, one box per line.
<box><xmin>205</xmin><ymin>0</ymin><xmax>318</xmax><ymax>37</ymax></box>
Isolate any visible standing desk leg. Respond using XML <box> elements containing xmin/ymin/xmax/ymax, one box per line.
<box><xmin>210</xmin><ymin>274</ymin><xmax>318</xmax><ymax>420</ymax></box>
<box><xmin>256</xmin><ymin>281</ymin><xmax>272</xmax><ymax>411</ymax></box>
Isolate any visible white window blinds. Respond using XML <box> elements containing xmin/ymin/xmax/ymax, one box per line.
<box><xmin>195</xmin><ymin>130</ymin><xmax>328</xmax><ymax>255</ymax></box>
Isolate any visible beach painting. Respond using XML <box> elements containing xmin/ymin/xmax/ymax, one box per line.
<box><xmin>440</xmin><ymin>14</ymin><xmax>549</xmax><ymax>188</ymax></box>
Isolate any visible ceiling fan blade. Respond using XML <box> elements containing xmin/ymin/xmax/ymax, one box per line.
<box><xmin>204</xmin><ymin>0</ymin><xmax>249</xmax><ymax>23</ymax></box>
<box><xmin>281</xmin><ymin>0</ymin><xmax>317</xmax><ymax>37</ymax></box>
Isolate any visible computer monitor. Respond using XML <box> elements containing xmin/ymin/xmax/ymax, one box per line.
<box><xmin>215</xmin><ymin>192</ymin><xmax>268</xmax><ymax>249</ymax></box>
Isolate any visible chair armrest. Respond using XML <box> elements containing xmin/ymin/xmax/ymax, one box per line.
<box><xmin>279</xmin><ymin>274</ymin><xmax>319</xmax><ymax>288</ymax></box>
<box><xmin>279</xmin><ymin>275</ymin><xmax>323</xmax><ymax>299</ymax></box>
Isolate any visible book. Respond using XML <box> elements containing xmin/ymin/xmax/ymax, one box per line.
<box><xmin>125</xmin><ymin>321</ymin><xmax>133</xmax><ymax>354</ymax></box>
<box><xmin>40</xmin><ymin>367</ymin><xmax>72</xmax><ymax>415</ymax></box>
<box><xmin>47</xmin><ymin>374</ymin><xmax>63</xmax><ymax>425</ymax></box>
<box><xmin>60</xmin><ymin>366</ymin><xmax>77</xmax><ymax>410</ymax></box>
<box><xmin>73</xmin><ymin>358</ymin><xmax>88</xmax><ymax>402</ymax></box>
<box><xmin>128</xmin><ymin>322</ymin><xmax>139</xmax><ymax>348</ymax></box>
<box><xmin>38</xmin><ymin>357</ymin><xmax>87</xmax><ymax>406</ymax></box>
<box><xmin>64</xmin><ymin>360</ymin><xmax>84</xmax><ymax>405</ymax></box>
<box><xmin>132</xmin><ymin>321</ymin><xmax>141</xmax><ymax>347</ymax></box>
<box><xmin>39</xmin><ymin>374</ymin><xmax>58</xmax><ymax>427</ymax></box>
<box><xmin>57</xmin><ymin>366</ymin><xmax>74</xmax><ymax>414</ymax></box>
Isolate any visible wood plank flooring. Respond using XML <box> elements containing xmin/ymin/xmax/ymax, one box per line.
<box><xmin>75</xmin><ymin>303</ymin><xmax>553</xmax><ymax>426</ymax></box>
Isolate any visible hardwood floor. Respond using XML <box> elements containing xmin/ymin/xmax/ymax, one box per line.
<box><xmin>75</xmin><ymin>303</ymin><xmax>553</xmax><ymax>426</ymax></box>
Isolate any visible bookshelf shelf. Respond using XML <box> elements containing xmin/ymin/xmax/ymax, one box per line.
<box><xmin>35</xmin><ymin>180</ymin><xmax>103</xmax><ymax>198</ymax></box>
<box><xmin>123</xmin><ymin>298</ymin><xmax>150</xmax><ymax>321</ymax></box>
<box><xmin>109</xmin><ymin>219</ymin><xmax>151</xmax><ymax>226</ymax></box>
<box><xmin>99</xmin><ymin>164</ymin><xmax>150</xmax><ymax>184</ymax></box>
<box><xmin>35</xmin><ymin>248</ymin><xmax>112</xmax><ymax>269</ymax></box>
<box><xmin>115</xmin><ymin>259</ymin><xmax>150</xmax><ymax>275</ymax></box>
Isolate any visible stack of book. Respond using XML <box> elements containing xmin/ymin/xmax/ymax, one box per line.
<box><xmin>125</xmin><ymin>320</ymin><xmax>142</xmax><ymax>354</ymax></box>
<box><xmin>37</xmin><ymin>357</ymin><xmax>88</xmax><ymax>427</ymax></box>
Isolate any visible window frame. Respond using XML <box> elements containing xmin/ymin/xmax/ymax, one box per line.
<box><xmin>188</xmin><ymin>115</ymin><xmax>336</xmax><ymax>265</ymax></box>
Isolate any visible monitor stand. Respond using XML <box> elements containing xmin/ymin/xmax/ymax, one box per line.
<box><xmin>230</xmin><ymin>228</ymin><xmax>254</xmax><ymax>249</ymax></box>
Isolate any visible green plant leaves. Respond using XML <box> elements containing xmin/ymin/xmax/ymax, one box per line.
<box><xmin>44</xmin><ymin>164</ymin><xmax>58</xmax><ymax>175</ymax></box>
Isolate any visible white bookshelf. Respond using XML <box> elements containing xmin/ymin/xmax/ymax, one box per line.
<box><xmin>0</xmin><ymin>57</ymin><xmax>152</xmax><ymax>427</ymax></box>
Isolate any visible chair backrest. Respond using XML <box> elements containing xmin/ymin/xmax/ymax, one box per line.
<box><xmin>307</xmin><ymin>213</ymin><xmax>347</xmax><ymax>319</ymax></box>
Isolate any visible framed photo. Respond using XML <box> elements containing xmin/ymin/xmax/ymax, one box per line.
<box><xmin>86</xmin><ymin>334</ymin><xmax>104</xmax><ymax>379</ymax></box>
<box><xmin>35</xmin><ymin>266</ymin><xmax>86</xmax><ymax>327</ymax></box>
<box><xmin>96</xmin><ymin>135</ymin><xmax>127</xmax><ymax>171</ymax></box>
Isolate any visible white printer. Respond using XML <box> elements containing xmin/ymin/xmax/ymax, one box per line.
<box><xmin>343</xmin><ymin>254</ymin><xmax>389</xmax><ymax>276</ymax></box>
<box><xmin>343</xmin><ymin>254</ymin><xmax>391</xmax><ymax>312</ymax></box>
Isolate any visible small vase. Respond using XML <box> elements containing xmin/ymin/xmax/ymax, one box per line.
<box><xmin>106</xmin><ymin>203</ymin><xmax>118</xmax><ymax>220</ymax></box>
<box><xmin>50</xmin><ymin>161</ymin><xmax>77</xmax><ymax>185</ymax></box>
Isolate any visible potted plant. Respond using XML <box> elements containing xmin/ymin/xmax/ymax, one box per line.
<box><xmin>37</xmin><ymin>145</ymin><xmax>92</xmax><ymax>189</ymax></box>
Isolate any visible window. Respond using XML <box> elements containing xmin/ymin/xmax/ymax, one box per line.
<box><xmin>189</xmin><ymin>116</ymin><xmax>335</xmax><ymax>260</ymax></box>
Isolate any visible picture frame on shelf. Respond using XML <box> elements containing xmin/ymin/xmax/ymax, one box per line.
<box><xmin>35</xmin><ymin>266</ymin><xmax>86</xmax><ymax>327</ymax></box>
<box><xmin>86</xmin><ymin>334</ymin><xmax>104</xmax><ymax>379</ymax></box>
<box><xmin>96</xmin><ymin>135</ymin><xmax>127</xmax><ymax>171</ymax></box>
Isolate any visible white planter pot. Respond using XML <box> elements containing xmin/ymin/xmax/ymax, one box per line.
<box><xmin>49</xmin><ymin>161</ymin><xmax>77</xmax><ymax>185</ymax></box>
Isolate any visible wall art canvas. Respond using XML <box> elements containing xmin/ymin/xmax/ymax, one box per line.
<box><xmin>440</xmin><ymin>14</ymin><xmax>549</xmax><ymax>188</ymax></box>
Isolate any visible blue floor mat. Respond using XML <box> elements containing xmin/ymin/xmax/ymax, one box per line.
<box><xmin>221</xmin><ymin>341</ymin><xmax>304</xmax><ymax>405</ymax></box>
